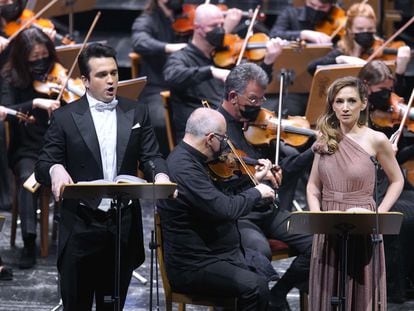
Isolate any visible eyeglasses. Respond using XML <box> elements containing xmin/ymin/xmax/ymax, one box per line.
<box><xmin>238</xmin><ymin>93</ymin><xmax>267</xmax><ymax>105</ymax></box>
<box><xmin>206</xmin><ymin>132</ymin><xmax>228</xmax><ymax>143</ymax></box>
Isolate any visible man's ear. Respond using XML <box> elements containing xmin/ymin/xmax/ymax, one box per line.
<box><xmin>81</xmin><ymin>75</ymin><xmax>89</xmax><ymax>89</ymax></box>
<box><xmin>228</xmin><ymin>91</ymin><xmax>238</xmax><ymax>104</ymax></box>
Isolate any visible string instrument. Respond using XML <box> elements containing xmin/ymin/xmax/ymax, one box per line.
<box><xmin>366</xmin><ymin>15</ymin><xmax>414</xmax><ymax>63</ymax></box>
<box><xmin>243</xmin><ymin>108</ymin><xmax>316</xmax><ymax>147</ymax></box>
<box><xmin>370</xmin><ymin>92</ymin><xmax>414</xmax><ymax>132</ymax></box>
<box><xmin>3</xmin><ymin>9</ymin><xmax>75</xmax><ymax>45</ymax></box>
<box><xmin>361</xmin><ymin>39</ymin><xmax>407</xmax><ymax>61</ymax></box>
<box><xmin>314</xmin><ymin>6</ymin><xmax>346</xmax><ymax>38</ymax></box>
<box><xmin>3</xmin><ymin>107</ymin><xmax>36</xmax><ymax>123</ymax></box>
<box><xmin>208</xmin><ymin>148</ymin><xmax>257</xmax><ymax>180</ymax></box>
<box><xmin>33</xmin><ymin>63</ymin><xmax>85</xmax><ymax>104</ymax></box>
<box><xmin>213</xmin><ymin>33</ymin><xmax>302</xmax><ymax>68</ymax></box>
<box><xmin>172</xmin><ymin>4</ymin><xmax>266</xmax><ymax>35</ymax></box>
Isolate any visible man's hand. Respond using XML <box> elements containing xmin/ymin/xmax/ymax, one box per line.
<box><xmin>300</xmin><ymin>30</ymin><xmax>331</xmax><ymax>44</ymax></box>
<box><xmin>335</xmin><ymin>55</ymin><xmax>366</xmax><ymax>65</ymax></box>
<box><xmin>165</xmin><ymin>43</ymin><xmax>188</xmax><ymax>53</ymax></box>
<box><xmin>255</xmin><ymin>183</ymin><xmax>275</xmax><ymax>200</ymax></box>
<box><xmin>0</xmin><ymin>106</ymin><xmax>7</xmax><ymax>121</ymax></box>
<box><xmin>0</xmin><ymin>36</ymin><xmax>9</xmax><ymax>54</ymax></box>
<box><xmin>211</xmin><ymin>66</ymin><xmax>230</xmax><ymax>82</ymax></box>
<box><xmin>263</xmin><ymin>37</ymin><xmax>286</xmax><ymax>65</ymax></box>
<box><xmin>50</xmin><ymin>164</ymin><xmax>73</xmax><ymax>201</ymax></box>
<box><xmin>33</xmin><ymin>98</ymin><xmax>60</xmax><ymax>117</ymax></box>
<box><xmin>396</xmin><ymin>45</ymin><xmax>411</xmax><ymax>75</ymax></box>
<box><xmin>223</xmin><ymin>8</ymin><xmax>243</xmax><ymax>33</ymax></box>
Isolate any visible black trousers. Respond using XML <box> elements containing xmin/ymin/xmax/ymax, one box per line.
<box><xmin>59</xmin><ymin>206</ymin><xmax>135</xmax><ymax>311</ymax></box>
<box><xmin>239</xmin><ymin>208</ymin><xmax>312</xmax><ymax>290</ymax></box>
<box><xmin>169</xmin><ymin>260</ymin><xmax>270</xmax><ymax>311</ymax></box>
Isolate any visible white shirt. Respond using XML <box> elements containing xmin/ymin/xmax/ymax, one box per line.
<box><xmin>87</xmin><ymin>92</ymin><xmax>117</xmax><ymax>211</ymax></box>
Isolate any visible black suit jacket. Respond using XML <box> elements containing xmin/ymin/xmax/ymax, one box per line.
<box><xmin>35</xmin><ymin>95</ymin><xmax>167</xmax><ymax>268</ymax></box>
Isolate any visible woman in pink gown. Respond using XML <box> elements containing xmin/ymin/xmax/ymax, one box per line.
<box><xmin>307</xmin><ymin>76</ymin><xmax>404</xmax><ymax>310</ymax></box>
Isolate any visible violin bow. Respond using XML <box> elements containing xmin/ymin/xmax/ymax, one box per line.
<box><xmin>235</xmin><ymin>5</ymin><xmax>260</xmax><ymax>66</ymax></box>
<box><xmin>274</xmin><ymin>72</ymin><xmax>287</xmax><ymax>167</ymax></box>
<box><xmin>8</xmin><ymin>0</ymin><xmax>59</xmax><ymax>42</ymax></box>
<box><xmin>226</xmin><ymin>139</ymin><xmax>259</xmax><ymax>185</ymax></box>
<box><xmin>366</xmin><ymin>15</ymin><xmax>414</xmax><ymax>63</ymax></box>
<box><xmin>389</xmin><ymin>88</ymin><xmax>414</xmax><ymax>147</ymax></box>
<box><xmin>56</xmin><ymin>11</ymin><xmax>102</xmax><ymax>102</ymax></box>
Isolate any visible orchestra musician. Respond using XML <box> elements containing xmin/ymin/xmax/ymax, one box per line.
<box><xmin>163</xmin><ymin>3</ymin><xmax>283</xmax><ymax>143</ymax></box>
<box><xmin>1</xmin><ymin>27</ymin><xmax>60</xmax><ymax>269</ymax></box>
<box><xmin>307</xmin><ymin>2</ymin><xmax>412</xmax><ymax>76</ymax></box>
<box><xmin>34</xmin><ymin>43</ymin><xmax>170</xmax><ymax>310</ymax></box>
<box><xmin>269</xmin><ymin>0</ymin><xmax>336</xmax><ymax>44</ymax></box>
<box><xmin>307</xmin><ymin>76</ymin><xmax>403</xmax><ymax>310</ymax></box>
<box><xmin>131</xmin><ymin>0</ymin><xmax>189</xmax><ymax>156</ymax></box>
<box><xmin>217</xmin><ymin>62</ymin><xmax>313</xmax><ymax>310</ymax></box>
<box><xmin>359</xmin><ymin>60</ymin><xmax>414</xmax><ymax>303</ymax></box>
<box><xmin>157</xmin><ymin>107</ymin><xmax>277</xmax><ymax>311</ymax></box>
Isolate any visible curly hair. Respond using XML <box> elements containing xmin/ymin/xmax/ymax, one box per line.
<box><xmin>313</xmin><ymin>76</ymin><xmax>368</xmax><ymax>154</ymax></box>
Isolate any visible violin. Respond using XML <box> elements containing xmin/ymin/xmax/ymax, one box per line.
<box><xmin>3</xmin><ymin>9</ymin><xmax>75</xmax><ymax>45</ymax></box>
<box><xmin>370</xmin><ymin>93</ymin><xmax>414</xmax><ymax>132</ymax></box>
<box><xmin>243</xmin><ymin>108</ymin><xmax>316</xmax><ymax>147</ymax></box>
<box><xmin>3</xmin><ymin>107</ymin><xmax>36</xmax><ymax>124</ymax></box>
<box><xmin>314</xmin><ymin>6</ymin><xmax>346</xmax><ymax>38</ymax></box>
<box><xmin>361</xmin><ymin>38</ymin><xmax>407</xmax><ymax>61</ymax></box>
<box><xmin>208</xmin><ymin>148</ymin><xmax>257</xmax><ymax>180</ymax></box>
<box><xmin>33</xmin><ymin>63</ymin><xmax>85</xmax><ymax>104</ymax></box>
<box><xmin>172</xmin><ymin>4</ymin><xmax>266</xmax><ymax>35</ymax></box>
<box><xmin>213</xmin><ymin>33</ymin><xmax>302</xmax><ymax>68</ymax></box>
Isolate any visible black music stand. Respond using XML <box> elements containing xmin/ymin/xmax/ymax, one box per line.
<box><xmin>288</xmin><ymin>211</ymin><xmax>403</xmax><ymax>311</ymax></box>
<box><xmin>62</xmin><ymin>182</ymin><xmax>176</xmax><ymax>311</ymax></box>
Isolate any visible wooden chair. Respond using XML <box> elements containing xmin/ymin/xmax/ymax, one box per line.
<box><xmin>129</xmin><ymin>52</ymin><xmax>141</xmax><ymax>79</ymax></box>
<box><xmin>268</xmin><ymin>239</ymin><xmax>308</xmax><ymax>311</ymax></box>
<box><xmin>155</xmin><ymin>213</ymin><xmax>238</xmax><ymax>310</ymax></box>
<box><xmin>160</xmin><ymin>91</ymin><xmax>176</xmax><ymax>152</ymax></box>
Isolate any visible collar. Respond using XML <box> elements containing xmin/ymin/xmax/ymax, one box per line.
<box><xmin>86</xmin><ymin>92</ymin><xmax>118</xmax><ymax>110</ymax></box>
<box><xmin>180</xmin><ymin>141</ymin><xmax>209</xmax><ymax>163</ymax></box>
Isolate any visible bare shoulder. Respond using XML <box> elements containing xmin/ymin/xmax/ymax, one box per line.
<box><xmin>365</xmin><ymin>127</ymin><xmax>390</xmax><ymax>151</ymax></box>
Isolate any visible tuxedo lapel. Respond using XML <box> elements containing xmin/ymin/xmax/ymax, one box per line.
<box><xmin>116</xmin><ymin>101</ymin><xmax>134</xmax><ymax>173</ymax></box>
<box><xmin>71</xmin><ymin>98</ymin><xmax>103</xmax><ymax>172</ymax></box>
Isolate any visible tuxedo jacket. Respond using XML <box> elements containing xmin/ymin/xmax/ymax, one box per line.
<box><xmin>35</xmin><ymin>95</ymin><xmax>167</xmax><ymax>267</ymax></box>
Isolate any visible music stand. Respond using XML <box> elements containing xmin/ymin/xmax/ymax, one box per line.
<box><xmin>288</xmin><ymin>211</ymin><xmax>403</xmax><ymax>311</ymax></box>
<box><xmin>305</xmin><ymin>61</ymin><xmax>395</xmax><ymax>127</ymax></box>
<box><xmin>265</xmin><ymin>44</ymin><xmax>332</xmax><ymax>94</ymax></box>
<box><xmin>117</xmin><ymin>77</ymin><xmax>147</xmax><ymax>101</ymax></box>
<box><xmin>62</xmin><ymin>182</ymin><xmax>176</xmax><ymax>311</ymax></box>
<box><xmin>30</xmin><ymin>0</ymin><xmax>97</xmax><ymax>36</ymax></box>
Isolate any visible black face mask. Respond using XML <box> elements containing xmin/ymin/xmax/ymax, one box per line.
<box><xmin>354</xmin><ymin>32</ymin><xmax>375</xmax><ymax>49</ymax></box>
<box><xmin>240</xmin><ymin>105</ymin><xmax>261</xmax><ymax>121</ymax></box>
<box><xmin>29</xmin><ymin>57</ymin><xmax>52</xmax><ymax>80</ymax></box>
<box><xmin>305</xmin><ymin>6</ymin><xmax>328</xmax><ymax>24</ymax></box>
<box><xmin>368</xmin><ymin>89</ymin><xmax>392</xmax><ymax>111</ymax></box>
<box><xmin>0</xmin><ymin>1</ymin><xmax>24</xmax><ymax>22</ymax></box>
<box><xmin>166</xmin><ymin>0</ymin><xmax>183</xmax><ymax>15</ymax></box>
<box><xmin>205</xmin><ymin>26</ymin><xmax>225</xmax><ymax>49</ymax></box>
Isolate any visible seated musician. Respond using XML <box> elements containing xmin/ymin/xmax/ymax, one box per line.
<box><xmin>1</xmin><ymin>27</ymin><xmax>60</xmax><ymax>269</ymax></box>
<box><xmin>307</xmin><ymin>2</ymin><xmax>412</xmax><ymax>76</ymax></box>
<box><xmin>269</xmin><ymin>0</ymin><xmax>337</xmax><ymax>44</ymax></box>
<box><xmin>163</xmin><ymin>3</ymin><xmax>283</xmax><ymax>142</ymax></box>
<box><xmin>158</xmin><ymin>107</ymin><xmax>278</xmax><ymax>310</ymax></box>
<box><xmin>131</xmin><ymin>0</ymin><xmax>189</xmax><ymax>156</ymax></box>
<box><xmin>359</xmin><ymin>60</ymin><xmax>414</xmax><ymax>303</ymax></box>
<box><xmin>217</xmin><ymin>62</ymin><xmax>314</xmax><ymax>310</ymax></box>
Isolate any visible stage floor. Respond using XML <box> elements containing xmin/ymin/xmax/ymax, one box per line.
<box><xmin>1</xmin><ymin>200</ymin><xmax>413</xmax><ymax>310</ymax></box>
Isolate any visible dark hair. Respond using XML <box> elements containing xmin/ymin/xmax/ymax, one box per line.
<box><xmin>358</xmin><ymin>60</ymin><xmax>393</xmax><ymax>86</ymax></box>
<box><xmin>224</xmin><ymin>62</ymin><xmax>268</xmax><ymax>98</ymax></box>
<box><xmin>2</xmin><ymin>27</ymin><xmax>57</xmax><ymax>88</ymax></box>
<box><xmin>78</xmin><ymin>43</ymin><xmax>117</xmax><ymax>79</ymax></box>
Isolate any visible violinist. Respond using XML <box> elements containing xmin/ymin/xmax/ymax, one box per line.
<box><xmin>307</xmin><ymin>3</ymin><xmax>412</xmax><ymax>75</ymax></box>
<box><xmin>157</xmin><ymin>107</ymin><xmax>277</xmax><ymax>310</ymax></box>
<box><xmin>163</xmin><ymin>3</ymin><xmax>282</xmax><ymax>142</ymax></box>
<box><xmin>1</xmin><ymin>27</ymin><xmax>60</xmax><ymax>269</ymax></box>
<box><xmin>217</xmin><ymin>62</ymin><xmax>313</xmax><ymax>311</ymax></box>
<box><xmin>269</xmin><ymin>0</ymin><xmax>337</xmax><ymax>44</ymax></box>
<box><xmin>359</xmin><ymin>60</ymin><xmax>414</xmax><ymax>303</ymax></box>
<box><xmin>131</xmin><ymin>0</ymin><xmax>189</xmax><ymax>156</ymax></box>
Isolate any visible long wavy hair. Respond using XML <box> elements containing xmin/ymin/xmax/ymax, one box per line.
<box><xmin>314</xmin><ymin>76</ymin><xmax>368</xmax><ymax>154</ymax></box>
<box><xmin>337</xmin><ymin>3</ymin><xmax>377</xmax><ymax>55</ymax></box>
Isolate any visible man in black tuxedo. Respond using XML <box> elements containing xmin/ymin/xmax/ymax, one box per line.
<box><xmin>35</xmin><ymin>43</ymin><xmax>169</xmax><ymax>310</ymax></box>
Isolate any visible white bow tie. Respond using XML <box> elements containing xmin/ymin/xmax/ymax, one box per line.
<box><xmin>94</xmin><ymin>100</ymin><xmax>118</xmax><ymax>112</ymax></box>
